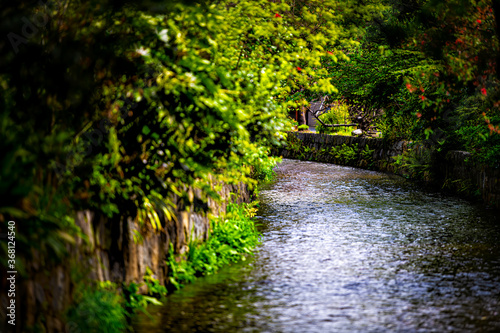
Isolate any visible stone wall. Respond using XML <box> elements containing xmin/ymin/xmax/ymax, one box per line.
<box><xmin>5</xmin><ymin>180</ymin><xmax>252</xmax><ymax>332</ymax></box>
<box><xmin>276</xmin><ymin>132</ymin><xmax>500</xmax><ymax>209</ymax></box>
<box><xmin>441</xmin><ymin>150</ymin><xmax>500</xmax><ymax>208</ymax></box>
<box><xmin>275</xmin><ymin>132</ymin><xmax>410</xmax><ymax>174</ymax></box>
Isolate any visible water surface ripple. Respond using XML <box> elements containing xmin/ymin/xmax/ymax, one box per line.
<box><xmin>134</xmin><ymin>159</ymin><xmax>500</xmax><ymax>332</ymax></box>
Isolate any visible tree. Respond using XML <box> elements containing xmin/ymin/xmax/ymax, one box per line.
<box><xmin>403</xmin><ymin>0</ymin><xmax>500</xmax><ymax>164</ymax></box>
<box><xmin>0</xmin><ymin>0</ymin><xmax>391</xmax><ymax>291</ymax></box>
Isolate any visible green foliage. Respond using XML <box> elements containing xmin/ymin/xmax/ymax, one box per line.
<box><xmin>285</xmin><ymin>134</ymin><xmax>374</xmax><ymax>165</ymax></box>
<box><xmin>286</xmin><ymin>134</ymin><xmax>304</xmax><ymax>154</ymax></box>
<box><xmin>252</xmin><ymin>155</ymin><xmax>282</xmax><ymax>182</ymax></box>
<box><xmin>302</xmin><ymin>146</ymin><xmax>317</xmax><ymax>160</ymax></box>
<box><xmin>323</xmin><ymin>47</ymin><xmax>431</xmax><ymax>141</ymax></box>
<box><xmin>442</xmin><ymin>178</ymin><xmax>481</xmax><ymax>198</ymax></box>
<box><xmin>166</xmin><ymin>202</ymin><xmax>260</xmax><ymax>290</ymax></box>
<box><xmin>0</xmin><ymin>0</ymin><xmax>391</xmax><ymax>282</ymax></box>
<box><xmin>448</xmin><ymin>95</ymin><xmax>500</xmax><ymax>166</ymax></box>
<box><xmin>392</xmin><ymin>145</ymin><xmax>433</xmax><ymax>180</ymax></box>
<box><xmin>317</xmin><ymin>0</ymin><xmax>500</xmax><ymax>167</ymax></box>
<box><xmin>298</xmin><ymin>124</ymin><xmax>309</xmax><ymax>131</ymax></box>
<box><xmin>66</xmin><ymin>284</ymin><xmax>128</xmax><ymax>333</ymax></box>
<box><xmin>414</xmin><ymin>0</ymin><xmax>497</xmax><ymax>84</ymax></box>
<box><xmin>329</xmin><ymin>143</ymin><xmax>359</xmax><ymax>164</ymax></box>
<box><xmin>123</xmin><ymin>281</ymin><xmax>163</xmax><ymax>316</ymax></box>
<box><xmin>121</xmin><ymin>201</ymin><xmax>263</xmax><ymax>315</ymax></box>
<box><xmin>316</xmin><ymin>102</ymin><xmax>351</xmax><ymax>134</ymax></box>
<box><xmin>318</xmin><ymin>148</ymin><xmax>329</xmax><ymax>156</ymax></box>
<box><xmin>393</xmin><ymin>0</ymin><xmax>500</xmax><ymax>163</ymax></box>
<box><xmin>144</xmin><ymin>267</ymin><xmax>168</xmax><ymax>297</ymax></box>
<box><xmin>7</xmin><ymin>0</ymin><xmax>500</xmax><ymax>328</ymax></box>
<box><xmin>376</xmin><ymin>112</ymin><xmax>416</xmax><ymax>142</ymax></box>
<box><xmin>283</xmin><ymin>0</ymin><xmax>389</xmax><ymax>105</ymax></box>
<box><xmin>361</xmin><ymin>144</ymin><xmax>375</xmax><ymax>166</ymax></box>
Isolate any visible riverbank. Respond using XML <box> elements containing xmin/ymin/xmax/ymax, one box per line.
<box><xmin>274</xmin><ymin>132</ymin><xmax>500</xmax><ymax>209</ymax></box>
<box><xmin>4</xmin><ymin>150</ymin><xmax>280</xmax><ymax>333</ymax></box>
<box><xmin>133</xmin><ymin>159</ymin><xmax>500</xmax><ymax>332</ymax></box>
<box><xmin>64</xmin><ymin>202</ymin><xmax>261</xmax><ymax>332</ymax></box>
<box><xmin>6</xmin><ymin>179</ymin><xmax>264</xmax><ymax>332</ymax></box>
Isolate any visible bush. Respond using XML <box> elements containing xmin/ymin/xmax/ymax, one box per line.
<box><xmin>66</xmin><ymin>288</ymin><xmax>128</xmax><ymax>333</ymax></box>
<box><xmin>316</xmin><ymin>102</ymin><xmax>351</xmax><ymax>135</ymax></box>
<box><xmin>450</xmin><ymin>95</ymin><xmax>500</xmax><ymax>166</ymax></box>
<box><xmin>377</xmin><ymin>112</ymin><xmax>416</xmax><ymax>142</ymax></box>
<box><xmin>166</xmin><ymin>202</ymin><xmax>261</xmax><ymax>290</ymax></box>
<box><xmin>252</xmin><ymin>155</ymin><xmax>281</xmax><ymax>182</ymax></box>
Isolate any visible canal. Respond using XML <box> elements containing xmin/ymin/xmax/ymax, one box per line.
<box><xmin>134</xmin><ymin>159</ymin><xmax>500</xmax><ymax>332</ymax></box>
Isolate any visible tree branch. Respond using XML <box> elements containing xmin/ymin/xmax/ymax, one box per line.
<box><xmin>305</xmin><ymin>105</ymin><xmax>356</xmax><ymax>127</ymax></box>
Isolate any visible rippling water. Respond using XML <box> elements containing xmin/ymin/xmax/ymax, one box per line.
<box><xmin>134</xmin><ymin>159</ymin><xmax>500</xmax><ymax>332</ymax></box>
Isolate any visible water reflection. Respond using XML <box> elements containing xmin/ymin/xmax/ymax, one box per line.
<box><xmin>134</xmin><ymin>159</ymin><xmax>500</xmax><ymax>332</ymax></box>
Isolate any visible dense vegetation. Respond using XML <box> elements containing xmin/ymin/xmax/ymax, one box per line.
<box><xmin>65</xmin><ymin>202</ymin><xmax>261</xmax><ymax>331</ymax></box>
<box><xmin>0</xmin><ymin>0</ymin><xmax>384</xmax><ymax>329</ymax></box>
<box><xmin>317</xmin><ymin>0</ymin><xmax>500</xmax><ymax>165</ymax></box>
<box><xmin>1</xmin><ymin>0</ymin><xmax>499</xmax><ymax>330</ymax></box>
<box><xmin>0</xmin><ymin>0</ymin><xmax>386</xmax><ymax>274</ymax></box>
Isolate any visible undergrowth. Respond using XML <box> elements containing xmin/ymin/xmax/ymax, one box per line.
<box><xmin>65</xmin><ymin>281</ymin><xmax>128</xmax><ymax>333</ymax></box>
<box><xmin>252</xmin><ymin>155</ymin><xmax>282</xmax><ymax>182</ymax></box>
<box><xmin>65</xmin><ymin>201</ymin><xmax>262</xmax><ymax>331</ymax></box>
<box><xmin>316</xmin><ymin>101</ymin><xmax>351</xmax><ymax>135</ymax></box>
<box><xmin>166</xmin><ymin>202</ymin><xmax>261</xmax><ymax>290</ymax></box>
<box><xmin>329</xmin><ymin>143</ymin><xmax>358</xmax><ymax>163</ymax></box>
<box><xmin>392</xmin><ymin>145</ymin><xmax>433</xmax><ymax>180</ymax></box>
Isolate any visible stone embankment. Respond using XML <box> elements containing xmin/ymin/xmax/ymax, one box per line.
<box><xmin>274</xmin><ymin>132</ymin><xmax>500</xmax><ymax>208</ymax></box>
<box><xmin>441</xmin><ymin>150</ymin><xmax>500</xmax><ymax>207</ymax></box>
<box><xmin>276</xmin><ymin>132</ymin><xmax>408</xmax><ymax>173</ymax></box>
<box><xmin>11</xmin><ymin>179</ymin><xmax>252</xmax><ymax>332</ymax></box>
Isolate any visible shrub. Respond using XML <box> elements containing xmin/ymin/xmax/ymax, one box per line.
<box><xmin>66</xmin><ymin>288</ymin><xmax>128</xmax><ymax>333</ymax></box>
<box><xmin>316</xmin><ymin>102</ymin><xmax>351</xmax><ymax>134</ymax></box>
<box><xmin>252</xmin><ymin>155</ymin><xmax>281</xmax><ymax>182</ymax></box>
<box><xmin>166</xmin><ymin>202</ymin><xmax>260</xmax><ymax>290</ymax></box>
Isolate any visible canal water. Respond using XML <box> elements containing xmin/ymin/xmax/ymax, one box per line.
<box><xmin>134</xmin><ymin>159</ymin><xmax>500</xmax><ymax>332</ymax></box>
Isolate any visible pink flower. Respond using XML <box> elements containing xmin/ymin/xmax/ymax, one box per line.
<box><xmin>481</xmin><ymin>88</ymin><xmax>487</xmax><ymax>96</ymax></box>
<box><xmin>477</xmin><ymin>19</ymin><xmax>482</xmax><ymax>24</ymax></box>
<box><xmin>275</xmin><ymin>13</ymin><xmax>281</xmax><ymax>18</ymax></box>
<box><xmin>420</xmin><ymin>95</ymin><xmax>426</xmax><ymax>101</ymax></box>
<box><xmin>296</xmin><ymin>66</ymin><xmax>302</xmax><ymax>71</ymax></box>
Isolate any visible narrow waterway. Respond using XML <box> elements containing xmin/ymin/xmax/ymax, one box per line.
<box><xmin>134</xmin><ymin>159</ymin><xmax>500</xmax><ymax>332</ymax></box>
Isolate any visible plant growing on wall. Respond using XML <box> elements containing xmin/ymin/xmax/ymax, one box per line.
<box><xmin>329</xmin><ymin>143</ymin><xmax>359</xmax><ymax>164</ymax></box>
<box><xmin>392</xmin><ymin>145</ymin><xmax>433</xmax><ymax>180</ymax></box>
<box><xmin>165</xmin><ymin>202</ymin><xmax>260</xmax><ymax>290</ymax></box>
<box><xmin>361</xmin><ymin>144</ymin><xmax>375</xmax><ymax>167</ymax></box>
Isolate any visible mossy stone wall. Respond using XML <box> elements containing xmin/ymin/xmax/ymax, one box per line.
<box><xmin>275</xmin><ymin>132</ymin><xmax>500</xmax><ymax>209</ymax></box>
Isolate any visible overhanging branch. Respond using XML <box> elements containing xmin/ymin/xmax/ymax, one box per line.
<box><xmin>305</xmin><ymin>105</ymin><xmax>356</xmax><ymax>128</ymax></box>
